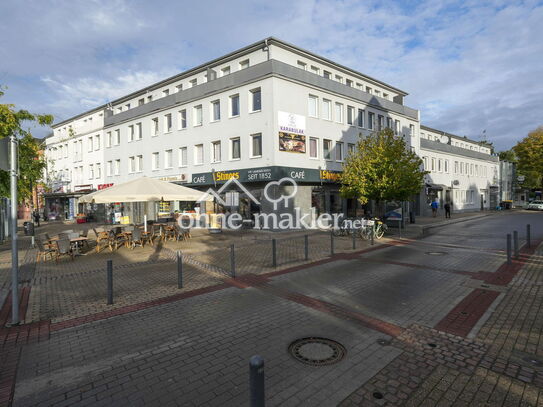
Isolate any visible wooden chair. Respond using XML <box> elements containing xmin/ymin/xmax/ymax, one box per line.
<box><xmin>130</xmin><ymin>228</ymin><xmax>145</xmax><ymax>249</ymax></box>
<box><xmin>93</xmin><ymin>228</ymin><xmax>110</xmax><ymax>253</ymax></box>
<box><xmin>142</xmin><ymin>225</ymin><xmax>155</xmax><ymax>246</ymax></box>
<box><xmin>53</xmin><ymin>239</ymin><xmax>74</xmax><ymax>262</ymax></box>
<box><xmin>36</xmin><ymin>239</ymin><xmax>55</xmax><ymax>262</ymax></box>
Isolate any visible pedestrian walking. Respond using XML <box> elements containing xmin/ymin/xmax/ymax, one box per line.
<box><xmin>444</xmin><ymin>202</ymin><xmax>451</xmax><ymax>219</ymax></box>
<box><xmin>33</xmin><ymin>209</ymin><xmax>40</xmax><ymax>227</ymax></box>
<box><xmin>430</xmin><ymin>199</ymin><xmax>439</xmax><ymax>218</ymax></box>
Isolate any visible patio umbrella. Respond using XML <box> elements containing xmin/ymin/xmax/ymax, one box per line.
<box><xmin>79</xmin><ymin>176</ymin><xmax>212</xmax><ymax>203</ymax></box>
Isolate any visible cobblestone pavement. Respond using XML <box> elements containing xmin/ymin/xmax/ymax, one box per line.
<box><xmin>2</xmin><ymin>211</ymin><xmax>543</xmax><ymax>406</ymax></box>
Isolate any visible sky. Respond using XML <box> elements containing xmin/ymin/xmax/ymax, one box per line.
<box><xmin>1</xmin><ymin>0</ymin><xmax>542</xmax><ymax>151</ymax></box>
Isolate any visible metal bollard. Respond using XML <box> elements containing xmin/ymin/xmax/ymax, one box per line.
<box><xmin>304</xmin><ymin>235</ymin><xmax>309</xmax><ymax>261</ymax></box>
<box><xmin>249</xmin><ymin>355</ymin><xmax>265</xmax><ymax>407</ymax></box>
<box><xmin>272</xmin><ymin>239</ymin><xmax>277</xmax><ymax>268</ymax></box>
<box><xmin>527</xmin><ymin>224</ymin><xmax>531</xmax><ymax>248</ymax></box>
<box><xmin>107</xmin><ymin>260</ymin><xmax>113</xmax><ymax>305</ymax></box>
<box><xmin>177</xmin><ymin>250</ymin><xmax>183</xmax><ymax>289</ymax></box>
<box><xmin>506</xmin><ymin>234</ymin><xmax>512</xmax><ymax>264</ymax></box>
<box><xmin>371</xmin><ymin>225</ymin><xmax>375</xmax><ymax>246</ymax></box>
<box><xmin>230</xmin><ymin>244</ymin><xmax>236</xmax><ymax>278</ymax></box>
<box><xmin>352</xmin><ymin>228</ymin><xmax>356</xmax><ymax>250</ymax></box>
<box><xmin>513</xmin><ymin>230</ymin><xmax>519</xmax><ymax>259</ymax></box>
<box><xmin>330</xmin><ymin>230</ymin><xmax>334</xmax><ymax>256</ymax></box>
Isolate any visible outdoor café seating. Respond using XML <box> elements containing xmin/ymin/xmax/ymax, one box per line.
<box><xmin>36</xmin><ymin>239</ymin><xmax>55</xmax><ymax>262</ymax></box>
<box><xmin>54</xmin><ymin>239</ymin><xmax>74</xmax><ymax>262</ymax></box>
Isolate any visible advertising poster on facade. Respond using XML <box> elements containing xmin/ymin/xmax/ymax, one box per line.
<box><xmin>279</xmin><ymin>132</ymin><xmax>306</xmax><ymax>153</ymax></box>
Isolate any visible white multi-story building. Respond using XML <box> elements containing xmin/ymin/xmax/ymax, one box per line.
<box><xmin>43</xmin><ymin>37</ymin><xmax>500</xmax><ymax>222</ymax></box>
<box><xmin>419</xmin><ymin>125</ymin><xmax>499</xmax><ymax>214</ymax></box>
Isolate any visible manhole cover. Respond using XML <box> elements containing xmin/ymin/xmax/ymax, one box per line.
<box><xmin>288</xmin><ymin>337</ymin><xmax>346</xmax><ymax>366</ymax></box>
<box><xmin>425</xmin><ymin>251</ymin><xmax>448</xmax><ymax>256</ymax></box>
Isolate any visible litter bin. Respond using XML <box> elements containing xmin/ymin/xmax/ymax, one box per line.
<box><xmin>23</xmin><ymin>221</ymin><xmax>35</xmax><ymax>236</ymax></box>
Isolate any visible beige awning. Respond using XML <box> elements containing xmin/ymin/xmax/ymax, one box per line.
<box><xmin>78</xmin><ymin>176</ymin><xmax>213</xmax><ymax>203</ymax></box>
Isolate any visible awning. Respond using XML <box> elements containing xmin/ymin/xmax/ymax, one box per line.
<box><xmin>426</xmin><ymin>183</ymin><xmax>448</xmax><ymax>191</ymax></box>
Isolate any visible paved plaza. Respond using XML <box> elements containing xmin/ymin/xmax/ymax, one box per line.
<box><xmin>1</xmin><ymin>211</ymin><xmax>543</xmax><ymax>406</ymax></box>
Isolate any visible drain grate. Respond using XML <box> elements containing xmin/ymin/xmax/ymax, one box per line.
<box><xmin>288</xmin><ymin>337</ymin><xmax>346</xmax><ymax>366</ymax></box>
<box><xmin>425</xmin><ymin>251</ymin><xmax>448</xmax><ymax>256</ymax></box>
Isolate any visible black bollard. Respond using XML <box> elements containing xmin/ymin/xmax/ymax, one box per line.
<box><xmin>230</xmin><ymin>244</ymin><xmax>236</xmax><ymax>278</ymax></box>
<box><xmin>304</xmin><ymin>235</ymin><xmax>309</xmax><ymax>261</ymax></box>
<box><xmin>107</xmin><ymin>260</ymin><xmax>113</xmax><ymax>305</ymax></box>
<box><xmin>330</xmin><ymin>230</ymin><xmax>334</xmax><ymax>256</ymax></box>
<box><xmin>513</xmin><ymin>230</ymin><xmax>519</xmax><ymax>259</ymax></box>
<box><xmin>352</xmin><ymin>228</ymin><xmax>356</xmax><ymax>250</ymax></box>
<box><xmin>506</xmin><ymin>234</ymin><xmax>512</xmax><ymax>264</ymax></box>
<box><xmin>272</xmin><ymin>239</ymin><xmax>277</xmax><ymax>268</ymax></box>
<box><xmin>527</xmin><ymin>224</ymin><xmax>531</xmax><ymax>248</ymax></box>
<box><xmin>249</xmin><ymin>355</ymin><xmax>265</xmax><ymax>407</ymax></box>
<box><xmin>177</xmin><ymin>251</ymin><xmax>183</xmax><ymax>289</ymax></box>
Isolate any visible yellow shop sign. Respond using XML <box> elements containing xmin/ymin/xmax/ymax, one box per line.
<box><xmin>213</xmin><ymin>171</ymin><xmax>240</xmax><ymax>181</ymax></box>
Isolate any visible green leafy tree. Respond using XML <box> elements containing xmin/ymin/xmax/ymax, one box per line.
<box><xmin>513</xmin><ymin>126</ymin><xmax>543</xmax><ymax>189</ymax></box>
<box><xmin>340</xmin><ymin>128</ymin><xmax>427</xmax><ymax>211</ymax></box>
<box><xmin>0</xmin><ymin>87</ymin><xmax>53</xmax><ymax>202</ymax></box>
<box><xmin>498</xmin><ymin>150</ymin><xmax>517</xmax><ymax>162</ymax></box>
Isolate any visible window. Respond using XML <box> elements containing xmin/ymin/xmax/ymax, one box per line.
<box><xmin>194</xmin><ymin>144</ymin><xmax>204</xmax><ymax>165</ymax></box>
<box><xmin>347</xmin><ymin>106</ymin><xmax>355</xmax><ymax>125</ymax></box>
<box><xmin>386</xmin><ymin>118</ymin><xmax>393</xmax><ymax>129</ymax></box>
<box><xmin>334</xmin><ymin>103</ymin><xmax>343</xmax><ymax>123</ymax></box>
<box><xmin>221</xmin><ymin>66</ymin><xmax>231</xmax><ymax>77</ymax></box>
<box><xmin>231</xmin><ymin>138</ymin><xmax>241</xmax><ymax>160</ymax></box>
<box><xmin>378</xmin><ymin>115</ymin><xmax>384</xmax><ymax>131</ymax></box>
<box><xmin>189</xmin><ymin>78</ymin><xmax>197</xmax><ymax>88</ymax></box>
<box><xmin>137</xmin><ymin>155</ymin><xmax>143</xmax><ymax>172</ymax></box>
<box><xmin>383</xmin><ymin>93</ymin><xmax>388</xmax><ymax>100</ymax></box>
<box><xmin>64</xmin><ymin>144</ymin><xmax>68</xmax><ymax>158</ymax></box>
<box><xmin>445</xmin><ymin>160</ymin><xmax>449</xmax><ymax>173</ymax></box>
<box><xmin>358</xmin><ymin>109</ymin><xmax>365</xmax><ymax>127</ymax></box>
<box><xmin>394</xmin><ymin>120</ymin><xmax>400</xmax><ymax>135</ymax></box>
<box><xmin>251</xmin><ymin>133</ymin><xmax>262</xmax><ymax>157</ymax></box>
<box><xmin>438</xmin><ymin>159</ymin><xmax>442</xmax><ymax>172</ymax></box>
<box><xmin>162</xmin><ymin>89</ymin><xmax>169</xmax><ymax>97</ymax></box>
<box><xmin>310</xmin><ymin>66</ymin><xmax>320</xmax><ymax>75</ymax></box>
<box><xmin>309</xmin><ymin>137</ymin><xmax>318</xmax><ymax>158</ymax></box>
<box><xmin>423</xmin><ymin>157</ymin><xmax>428</xmax><ymax>170</ymax></box>
<box><xmin>193</xmin><ymin>105</ymin><xmax>203</xmax><ymax>126</ymax></box>
<box><xmin>410</xmin><ymin>124</ymin><xmax>415</xmax><ymax>136</ymax></box>
<box><xmin>460</xmin><ymin>162</ymin><xmax>464</xmax><ymax>174</ymax></box>
<box><xmin>308</xmin><ymin>95</ymin><xmax>318</xmax><ymax>117</ymax></box>
<box><xmin>348</xmin><ymin>143</ymin><xmax>355</xmax><ymax>155</ymax></box>
<box><xmin>176</xmin><ymin>84</ymin><xmax>183</xmax><ymax>93</ymax></box>
<box><xmin>335</xmin><ymin>75</ymin><xmax>343</xmax><ymax>83</ymax></box>
<box><xmin>211</xmin><ymin>100</ymin><xmax>220</xmax><ymax>122</ymax></box>
<box><xmin>88</xmin><ymin>136</ymin><xmax>93</xmax><ymax>152</ymax></box>
<box><xmin>128</xmin><ymin>125</ymin><xmax>134</xmax><ymax>142</ymax></box>
<box><xmin>116</xmin><ymin>107</ymin><xmax>123</xmax><ymax>114</ymax></box>
<box><xmin>346</xmin><ymin>79</ymin><xmax>353</xmax><ymax>87</ymax></box>
<box><xmin>366</xmin><ymin>86</ymin><xmax>372</xmax><ymax>94</ymax></box>
<box><xmin>431</xmin><ymin>158</ymin><xmax>436</xmax><ymax>171</ymax></box>
<box><xmin>470</xmin><ymin>163</ymin><xmax>474</xmax><ymax>176</ymax></box>
<box><xmin>239</xmin><ymin>59</ymin><xmax>249</xmax><ymax>70</ymax></box>
<box><xmin>138</xmin><ymin>98</ymin><xmax>145</xmax><ymax>106</ymax></box>
<box><xmin>297</xmin><ymin>61</ymin><xmax>307</xmax><ymax>70</ymax></box>
<box><xmin>125</xmin><ymin>103</ymin><xmax>130</xmax><ymax>110</ymax></box>
<box><xmin>323</xmin><ymin>71</ymin><xmax>331</xmax><ymax>79</ymax></box>
<box><xmin>454</xmin><ymin>161</ymin><xmax>459</xmax><ymax>174</ymax></box>
<box><xmin>96</xmin><ymin>163</ymin><xmax>101</xmax><ymax>179</ymax></box>
<box><xmin>106</xmin><ymin>132</ymin><xmax>112</xmax><ymax>148</ymax></box>
<box><xmin>230</xmin><ymin>94</ymin><xmax>240</xmax><ymax>117</ymax></box>
<box><xmin>368</xmin><ymin>112</ymin><xmax>375</xmax><ymax>130</ymax></box>
<box><xmin>89</xmin><ymin>164</ymin><xmax>94</xmax><ymax>179</ymax></box>
<box><xmin>114</xmin><ymin>130</ymin><xmax>120</xmax><ymax>145</ymax></box>
<box><xmin>147</xmin><ymin>95</ymin><xmax>153</xmax><ymax>103</ymax></box>
<box><xmin>323</xmin><ymin>139</ymin><xmax>332</xmax><ymax>160</ymax></box>
<box><xmin>136</xmin><ymin>123</ymin><xmax>142</xmax><ymax>140</ymax></box>
<box><xmin>322</xmin><ymin>99</ymin><xmax>332</xmax><ymax>120</ymax></box>
<box><xmin>375</xmin><ymin>90</ymin><xmax>381</xmax><ymax>97</ymax></box>
<box><xmin>178</xmin><ymin>147</ymin><xmax>188</xmax><ymax>167</ymax></box>
<box><xmin>250</xmin><ymin>88</ymin><xmax>261</xmax><ymax>112</ymax></box>
<box><xmin>212</xmin><ymin>141</ymin><xmax>221</xmax><ymax>163</ymax></box>
<box><xmin>475</xmin><ymin>165</ymin><xmax>479</xmax><ymax>177</ymax></box>
<box><xmin>165</xmin><ymin>150</ymin><xmax>172</xmax><ymax>168</ymax></box>
<box><xmin>114</xmin><ymin>159</ymin><xmax>120</xmax><ymax>175</ymax></box>
<box><xmin>152</xmin><ymin>118</ymin><xmax>159</xmax><ymax>136</ymax></box>
<box><xmin>129</xmin><ymin>157</ymin><xmax>135</xmax><ymax>173</ymax></box>
<box><xmin>164</xmin><ymin>113</ymin><xmax>172</xmax><ymax>132</ymax></box>
<box><xmin>336</xmin><ymin>142</ymin><xmax>344</xmax><ymax>161</ymax></box>
<box><xmin>152</xmin><ymin>152</ymin><xmax>159</xmax><ymax>170</ymax></box>
<box><xmin>179</xmin><ymin>110</ymin><xmax>187</xmax><ymax>129</ymax></box>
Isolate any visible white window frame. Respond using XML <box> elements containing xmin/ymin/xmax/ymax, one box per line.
<box><xmin>309</xmin><ymin>137</ymin><xmax>318</xmax><ymax>159</ymax></box>
<box><xmin>164</xmin><ymin>113</ymin><xmax>173</xmax><ymax>133</ymax></box>
<box><xmin>230</xmin><ymin>137</ymin><xmax>241</xmax><ymax>160</ymax></box>
<box><xmin>193</xmin><ymin>105</ymin><xmax>203</xmax><ymax>127</ymax></box>
<box><xmin>308</xmin><ymin>95</ymin><xmax>318</xmax><ymax>118</ymax></box>
<box><xmin>194</xmin><ymin>144</ymin><xmax>204</xmax><ymax>165</ymax></box>
<box><xmin>250</xmin><ymin>133</ymin><xmax>262</xmax><ymax>158</ymax></box>
<box><xmin>250</xmin><ymin>88</ymin><xmax>261</xmax><ymax>112</ymax></box>
<box><xmin>152</xmin><ymin>152</ymin><xmax>159</xmax><ymax>171</ymax></box>
<box><xmin>165</xmin><ymin>149</ymin><xmax>173</xmax><ymax>169</ymax></box>
<box><xmin>178</xmin><ymin>147</ymin><xmax>188</xmax><ymax>167</ymax></box>
<box><xmin>179</xmin><ymin>110</ymin><xmax>187</xmax><ymax>130</ymax></box>
<box><xmin>336</xmin><ymin>142</ymin><xmax>344</xmax><ymax>162</ymax></box>
<box><xmin>211</xmin><ymin>100</ymin><xmax>221</xmax><ymax>122</ymax></box>
<box><xmin>322</xmin><ymin>99</ymin><xmax>332</xmax><ymax>120</ymax></box>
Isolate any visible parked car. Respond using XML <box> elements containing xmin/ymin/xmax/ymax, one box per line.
<box><xmin>527</xmin><ymin>200</ymin><xmax>543</xmax><ymax>210</ymax></box>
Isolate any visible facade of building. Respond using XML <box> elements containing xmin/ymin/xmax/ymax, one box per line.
<box><xmin>44</xmin><ymin>37</ymin><xmax>503</xmax><ymax>223</ymax></box>
<box><xmin>418</xmin><ymin>125</ymin><xmax>500</xmax><ymax>215</ymax></box>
